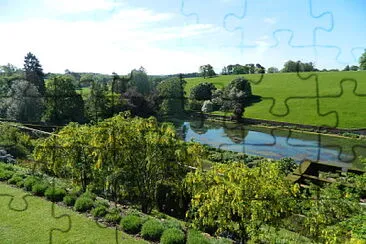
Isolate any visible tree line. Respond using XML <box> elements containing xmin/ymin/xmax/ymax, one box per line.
<box><xmin>0</xmin><ymin>53</ymin><xmax>188</xmax><ymax>125</ymax></box>
<box><xmin>199</xmin><ymin>49</ymin><xmax>366</xmax><ymax>77</ymax></box>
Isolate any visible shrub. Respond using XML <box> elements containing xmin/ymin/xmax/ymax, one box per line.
<box><xmin>160</xmin><ymin>228</ymin><xmax>185</xmax><ymax>244</ymax></box>
<box><xmin>80</xmin><ymin>191</ymin><xmax>96</xmax><ymax>200</ymax></box>
<box><xmin>63</xmin><ymin>194</ymin><xmax>77</xmax><ymax>206</ymax></box>
<box><xmin>0</xmin><ymin>169</ymin><xmax>14</xmax><ymax>181</ymax></box>
<box><xmin>141</xmin><ymin>219</ymin><xmax>165</xmax><ymax>241</ymax></box>
<box><xmin>24</xmin><ymin>176</ymin><xmax>41</xmax><ymax>191</ymax></box>
<box><xmin>91</xmin><ymin>205</ymin><xmax>108</xmax><ymax>218</ymax></box>
<box><xmin>45</xmin><ymin>187</ymin><xmax>66</xmax><ymax>202</ymax></box>
<box><xmin>0</xmin><ymin>162</ymin><xmax>15</xmax><ymax>171</ymax></box>
<box><xmin>162</xmin><ymin>219</ymin><xmax>183</xmax><ymax>230</ymax></box>
<box><xmin>8</xmin><ymin>174</ymin><xmax>24</xmax><ymax>186</ymax></box>
<box><xmin>104</xmin><ymin>208</ymin><xmax>121</xmax><ymax>224</ymax></box>
<box><xmin>31</xmin><ymin>182</ymin><xmax>49</xmax><ymax>196</ymax></box>
<box><xmin>94</xmin><ymin>199</ymin><xmax>109</xmax><ymax>208</ymax></box>
<box><xmin>187</xmin><ymin>229</ymin><xmax>210</xmax><ymax>244</ymax></box>
<box><xmin>74</xmin><ymin>197</ymin><xmax>94</xmax><ymax>212</ymax></box>
<box><xmin>120</xmin><ymin>215</ymin><xmax>143</xmax><ymax>234</ymax></box>
<box><xmin>16</xmin><ymin>179</ymin><xmax>25</xmax><ymax>187</ymax></box>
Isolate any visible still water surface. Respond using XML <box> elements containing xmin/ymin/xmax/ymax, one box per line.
<box><xmin>176</xmin><ymin>119</ymin><xmax>366</xmax><ymax>168</ymax></box>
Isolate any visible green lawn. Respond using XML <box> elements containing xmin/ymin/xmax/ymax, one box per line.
<box><xmin>76</xmin><ymin>87</ymin><xmax>91</xmax><ymax>99</ymax></box>
<box><xmin>0</xmin><ymin>183</ymin><xmax>146</xmax><ymax>244</ymax></box>
<box><xmin>185</xmin><ymin>71</ymin><xmax>366</xmax><ymax>129</ymax></box>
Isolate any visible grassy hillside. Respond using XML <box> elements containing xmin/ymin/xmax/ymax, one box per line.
<box><xmin>0</xmin><ymin>183</ymin><xmax>146</xmax><ymax>244</ymax></box>
<box><xmin>185</xmin><ymin>71</ymin><xmax>366</xmax><ymax>129</ymax></box>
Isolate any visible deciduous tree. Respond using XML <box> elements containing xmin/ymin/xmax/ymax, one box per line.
<box><xmin>359</xmin><ymin>49</ymin><xmax>366</xmax><ymax>70</ymax></box>
<box><xmin>43</xmin><ymin>75</ymin><xmax>85</xmax><ymax>124</ymax></box>
<box><xmin>4</xmin><ymin>80</ymin><xmax>44</xmax><ymax>122</ymax></box>
<box><xmin>185</xmin><ymin>161</ymin><xmax>299</xmax><ymax>242</ymax></box>
<box><xmin>189</xmin><ymin>82</ymin><xmax>216</xmax><ymax>101</ymax></box>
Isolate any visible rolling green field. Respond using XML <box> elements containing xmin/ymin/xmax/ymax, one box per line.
<box><xmin>185</xmin><ymin>71</ymin><xmax>366</xmax><ymax>129</ymax></box>
<box><xmin>0</xmin><ymin>183</ymin><xmax>146</xmax><ymax>244</ymax></box>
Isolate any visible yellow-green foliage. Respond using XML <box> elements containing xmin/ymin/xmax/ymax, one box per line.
<box><xmin>185</xmin><ymin>161</ymin><xmax>300</xmax><ymax>242</ymax></box>
<box><xmin>33</xmin><ymin>113</ymin><xmax>205</xmax><ymax>214</ymax></box>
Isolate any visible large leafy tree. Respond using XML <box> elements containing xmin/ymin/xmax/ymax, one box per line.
<box><xmin>221</xmin><ymin>77</ymin><xmax>252</xmax><ymax>119</ymax></box>
<box><xmin>34</xmin><ymin>123</ymin><xmax>94</xmax><ymax>190</ymax></box>
<box><xmin>267</xmin><ymin>67</ymin><xmax>279</xmax><ymax>73</ymax></box>
<box><xmin>199</xmin><ymin>64</ymin><xmax>216</xmax><ymax>79</ymax></box>
<box><xmin>185</xmin><ymin>161</ymin><xmax>299</xmax><ymax>242</ymax></box>
<box><xmin>3</xmin><ymin>80</ymin><xmax>44</xmax><ymax>122</ymax></box>
<box><xmin>34</xmin><ymin>114</ymin><xmax>204</xmax><ymax>213</ymax></box>
<box><xmin>122</xmin><ymin>87</ymin><xmax>158</xmax><ymax>117</ymax></box>
<box><xmin>129</xmin><ymin>67</ymin><xmax>151</xmax><ymax>95</ymax></box>
<box><xmin>24</xmin><ymin>52</ymin><xmax>45</xmax><ymax>95</ymax></box>
<box><xmin>359</xmin><ymin>49</ymin><xmax>366</xmax><ymax>70</ymax></box>
<box><xmin>43</xmin><ymin>75</ymin><xmax>85</xmax><ymax>124</ymax></box>
<box><xmin>190</xmin><ymin>82</ymin><xmax>216</xmax><ymax>101</ymax></box>
<box><xmin>93</xmin><ymin>114</ymin><xmax>204</xmax><ymax>213</ymax></box>
<box><xmin>282</xmin><ymin>60</ymin><xmax>314</xmax><ymax>72</ymax></box>
<box><xmin>85</xmin><ymin>80</ymin><xmax>109</xmax><ymax>121</ymax></box>
<box><xmin>157</xmin><ymin>76</ymin><xmax>186</xmax><ymax>115</ymax></box>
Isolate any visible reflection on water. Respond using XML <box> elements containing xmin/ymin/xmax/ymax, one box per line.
<box><xmin>178</xmin><ymin>119</ymin><xmax>366</xmax><ymax>168</ymax></box>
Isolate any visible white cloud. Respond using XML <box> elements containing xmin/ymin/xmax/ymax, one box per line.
<box><xmin>0</xmin><ymin>5</ymin><xmax>220</xmax><ymax>74</ymax></box>
<box><xmin>264</xmin><ymin>17</ymin><xmax>277</xmax><ymax>25</ymax></box>
<box><xmin>254</xmin><ymin>39</ymin><xmax>271</xmax><ymax>57</ymax></box>
<box><xmin>42</xmin><ymin>0</ymin><xmax>124</xmax><ymax>14</ymax></box>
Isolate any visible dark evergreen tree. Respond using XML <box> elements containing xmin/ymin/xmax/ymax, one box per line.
<box><xmin>24</xmin><ymin>52</ymin><xmax>45</xmax><ymax>95</ymax></box>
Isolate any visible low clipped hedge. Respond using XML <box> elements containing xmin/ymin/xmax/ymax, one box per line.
<box><xmin>120</xmin><ymin>214</ymin><xmax>143</xmax><ymax>234</ymax></box>
<box><xmin>160</xmin><ymin>228</ymin><xmax>185</xmax><ymax>244</ymax></box>
<box><xmin>31</xmin><ymin>182</ymin><xmax>49</xmax><ymax>196</ymax></box>
<box><xmin>80</xmin><ymin>191</ymin><xmax>96</xmax><ymax>200</ymax></box>
<box><xmin>74</xmin><ymin>196</ymin><xmax>94</xmax><ymax>212</ymax></box>
<box><xmin>104</xmin><ymin>208</ymin><xmax>121</xmax><ymax>224</ymax></box>
<box><xmin>63</xmin><ymin>194</ymin><xmax>77</xmax><ymax>206</ymax></box>
<box><xmin>0</xmin><ymin>169</ymin><xmax>14</xmax><ymax>181</ymax></box>
<box><xmin>45</xmin><ymin>187</ymin><xmax>66</xmax><ymax>202</ymax></box>
<box><xmin>94</xmin><ymin>199</ymin><xmax>109</xmax><ymax>208</ymax></box>
<box><xmin>141</xmin><ymin>219</ymin><xmax>165</xmax><ymax>241</ymax></box>
<box><xmin>91</xmin><ymin>205</ymin><xmax>108</xmax><ymax>218</ymax></box>
<box><xmin>187</xmin><ymin>229</ymin><xmax>211</xmax><ymax>244</ymax></box>
<box><xmin>162</xmin><ymin>219</ymin><xmax>183</xmax><ymax>230</ymax></box>
<box><xmin>24</xmin><ymin>176</ymin><xmax>41</xmax><ymax>191</ymax></box>
<box><xmin>7</xmin><ymin>174</ymin><xmax>24</xmax><ymax>186</ymax></box>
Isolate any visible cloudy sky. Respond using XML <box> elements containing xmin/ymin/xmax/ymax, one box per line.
<box><xmin>0</xmin><ymin>0</ymin><xmax>365</xmax><ymax>75</ymax></box>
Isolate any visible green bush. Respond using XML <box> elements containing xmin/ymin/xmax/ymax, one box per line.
<box><xmin>104</xmin><ymin>208</ymin><xmax>121</xmax><ymax>224</ymax></box>
<box><xmin>160</xmin><ymin>228</ymin><xmax>185</xmax><ymax>244</ymax></box>
<box><xmin>120</xmin><ymin>215</ymin><xmax>143</xmax><ymax>234</ymax></box>
<box><xmin>91</xmin><ymin>205</ymin><xmax>108</xmax><ymax>218</ymax></box>
<box><xmin>74</xmin><ymin>197</ymin><xmax>94</xmax><ymax>212</ymax></box>
<box><xmin>80</xmin><ymin>191</ymin><xmax>96</xmax><ymax>200</ymax></box>
<box><xmin>94</xmin><ymin>199</ymin><xmax>109</xmax><ymax>208</ymax></box>
<box><xmin>141</xmin><ymin>219</ymin><xmax>165</xmax><ymax>241</ymax></box>
<box><xmin>0</xmin><ymin>162</ymin><xmax>15</xmax><ymax>171</ymax></box>
<box><xmin>187</xmin><ymin>229</ymin><xmax>210</xmax><ymax>244</ymax></box>
<box><xmin>8</xmin><ymin>174</ymin><xmax>24</xmax><ymax>186</ymax></box>
<box><xmin>0</xmin><ymin>169</ymin><xmax>14</xmax><ymax>181</ymax></box>
<box><xmin>45</xmin><ymin>187</ymin><xmax>66</xmax><ymax>202</ymax></box>
<box><xmin>63</xmin><ymin>194</ymin><xmax>77</xmax><ymax>206</ymax></box>
<box><xmin>162</xmin><ymin>219</ymin><xmax>183</xmax><ymax>230</ymax></box>
<box><xmin>31</xmin><ymin>182</ymin><xmax>49</xmax><ymax>196</ymax></box>
<box><xmin>24</xmin><ymin>176</ymin><xmax>41</xmax><ymax>191</ymax></box>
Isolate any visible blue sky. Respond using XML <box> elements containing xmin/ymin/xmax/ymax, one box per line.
<box><xmin>0</xmin><ymin>0</ymin><xmax>365</xmax><ymax>75</ymax></box>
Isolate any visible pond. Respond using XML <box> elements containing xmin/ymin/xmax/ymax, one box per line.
<box><xmin>172</xmin><ymin>119</ymin><xmax>366</xmax><ymax>169</ymax></box>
